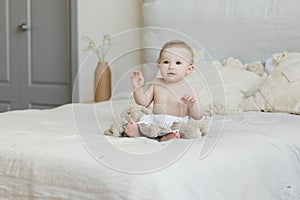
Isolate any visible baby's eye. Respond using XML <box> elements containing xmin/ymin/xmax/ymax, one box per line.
<box><xmin>163</xmin><ymin>60</ymin><xmax>169</xmax><ymax>64</ymax></box>
<box><xmin>176</xmin><ymin>61</ymin><xmax>182</xmax><ymax>65</ymax></box>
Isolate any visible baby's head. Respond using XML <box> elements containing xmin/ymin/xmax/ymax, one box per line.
<box><xmin>158</xmin><ymin>40</ymin><xmax>194</xmax><ymax>64</ymax></box>
<box><xmin>157</xmin><ymin>40</ymin><xmax>195</xmax><ymax>82</ymax></box>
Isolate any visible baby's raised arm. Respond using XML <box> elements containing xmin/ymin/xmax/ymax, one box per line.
<box><xmin>131</xmin><ymin>70</ymin><xmax>154</xmax><ymax>107</ymax></box>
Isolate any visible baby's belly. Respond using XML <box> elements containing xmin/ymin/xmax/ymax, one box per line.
<box><xmin>152</xmin><ymin>102</ymin><xmax>188</xmax><ymax>117</ymax></box>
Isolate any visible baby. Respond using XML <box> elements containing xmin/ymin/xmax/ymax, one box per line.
<box><xmin>126</xmin><ymin>40</ymin><xmax>203</xmax><ymax>141</ymax></box>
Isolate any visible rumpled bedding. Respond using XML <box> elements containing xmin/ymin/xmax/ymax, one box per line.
<box><xmin>0</xmin><ymin>100</ymin><xmax>300</xmax><ymax>199</ymax></box>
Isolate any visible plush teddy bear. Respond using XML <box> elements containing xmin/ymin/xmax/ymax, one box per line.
<box><xmin>171</xmin><ymin>120</ymin><xmax>207</xmax><ymax>138</ymax></box>
<box><xmin>104</xmin><ymin>104</ymin><xmax>207</xmax><ymax>138</ymax></box>
<box><xmin>104</xmin><ymin>104</ymin><xmax>150</xmax><ymax>137</ymax></box>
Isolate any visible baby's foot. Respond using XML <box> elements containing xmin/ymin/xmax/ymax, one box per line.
<box><xmin>159</xmin><ymin>131</ymin><xmax>180</xmax><ymax>142</ymax></box>
<box><xmin>124</xmin><ymin>119</ymin><xmax>140</xmax><ymax>137</ymax></box>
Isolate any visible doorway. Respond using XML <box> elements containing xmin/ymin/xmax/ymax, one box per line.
<box><xmin>0</xmin><ymin>0</ymin><xmax>74</xmax><ymax>112</ymax></box>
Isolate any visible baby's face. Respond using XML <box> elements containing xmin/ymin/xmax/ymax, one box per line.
<box><xmin>158</xmin><ymin>47</ymin><xmax>194</xmax><ymax>83</ymax></box>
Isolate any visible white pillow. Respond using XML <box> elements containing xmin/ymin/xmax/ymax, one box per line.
<box><xmin>189</xmin><ymin>60</ymin><xmax>264</xmax><ymax>114</ymax></box>
<box><xmin>220</xmin><ymin>67</ymin><xmax>262</xmax><ymax>104</ymax></box>
<box><xmin>278</xmin><ymin>53</ymin><xmax>300</xmax><ymax>82</ymax></box>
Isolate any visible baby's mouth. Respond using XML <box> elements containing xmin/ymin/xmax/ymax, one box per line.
<box><xmin>167</xmin><ymin>72</ymin><xmax>176</xmax><ymax>76</ymax></box>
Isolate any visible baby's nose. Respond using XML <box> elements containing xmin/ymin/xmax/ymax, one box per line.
<box><xmin>168</xmin><ymin>63</ymin><xmax>174</xmax><ymax>69</ymax></box>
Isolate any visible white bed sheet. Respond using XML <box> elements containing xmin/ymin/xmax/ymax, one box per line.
<box><xmin>0</xmin><ymin>100</ymin><xmax>300</xmax><ymax>199</ymax></box>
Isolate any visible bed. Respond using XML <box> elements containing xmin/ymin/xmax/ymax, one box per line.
<box><xmin>1</xmin><ymin>0</ymin><xmax>300</xmax><ymax>199</ymax></box>
<box><xmin>1</xmin><ymin>100</ymin><xmax>300</xmax><ymax>199</ymax></box>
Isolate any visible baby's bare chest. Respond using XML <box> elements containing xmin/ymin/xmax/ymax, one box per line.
<box><xmin>154</xmin><ymin>84</ymin><xmax>191</xmax><ymax>99</ymax></box>
<box><xmin>153</xmin><ymin>85</ymin><xmax>189</xmax><ymax>114</ymax></box>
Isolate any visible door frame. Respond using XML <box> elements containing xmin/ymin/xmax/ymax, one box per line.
<box><xmin>70</xmin><ymin>0</ymin><xmax>79</xmax><ymax>103</ymax></box>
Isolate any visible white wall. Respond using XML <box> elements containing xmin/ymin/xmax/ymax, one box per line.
<box><xmin>77</xmin><ymin>0</ymin><xmax>142</xmax><ymax>102</ymax></box>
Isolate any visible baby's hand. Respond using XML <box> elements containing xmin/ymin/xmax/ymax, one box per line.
<box><xmin>131</xmin><ymin>70</ymin><xmax>144</xmax><ymax>89</ymax></box>
<box><xmin>181</xmin><ymin>94</ymin><xmax>196</xmax><ymax>107</ymax></box>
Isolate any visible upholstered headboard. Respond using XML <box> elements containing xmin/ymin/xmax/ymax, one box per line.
<box><xmin>141</xmin><ymin>0</ymin><xmax>300</xmax><ymax>81</ymax></box>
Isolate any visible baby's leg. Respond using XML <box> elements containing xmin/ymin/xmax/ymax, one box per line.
<box><xmin>124</xmin><ymin>119</ymin><xmax>141</xmax><ymax>137</ymax></box>
<box><xmin>159</xmin><ymin>131</ymin><xmax>180</xmax><ymax>142</ymax></box>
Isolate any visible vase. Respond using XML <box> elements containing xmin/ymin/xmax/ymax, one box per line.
<box><xmin>94</xmin><ymin>61</ymin><xmax>111</xmax><ymax>102</ymax></box>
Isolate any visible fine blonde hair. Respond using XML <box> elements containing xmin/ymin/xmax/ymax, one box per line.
<box><xmin>158</xmin><ymin>40</ymin><xmax>194</xmax><ymax>64</ymax></box>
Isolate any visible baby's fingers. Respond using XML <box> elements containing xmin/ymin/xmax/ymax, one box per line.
<box><xmin>133</xmin><ymin>70</ymin><xmax>142</xmax><ymax>77</ymax></box>
<box><xmin>182</xmin><ymin>95</ymin><xmax>196</xmax><ymax>103</ymax></box>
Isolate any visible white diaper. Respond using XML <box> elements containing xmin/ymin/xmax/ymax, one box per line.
<box><xmin>137</xmin><ymin>114</ymin><xmax>188</xmax><ymax>136</ymax></box>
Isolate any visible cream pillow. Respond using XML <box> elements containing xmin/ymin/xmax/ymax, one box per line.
<box><xmin>278</xmin><ymin>53</ymin><xmax>300</xmax><ymax>82</ymax></box>
<box><xmin>189</xmin><ymin>59</ymin><xmax>265</xmax><ymax>115</ymax></box>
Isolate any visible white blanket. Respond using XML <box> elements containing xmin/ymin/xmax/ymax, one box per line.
<box><xmin>0</xmin><ymin>100</ymin><xmax>300</xmax><ymax>199</ymax></box>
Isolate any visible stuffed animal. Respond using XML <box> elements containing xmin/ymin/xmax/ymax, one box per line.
<box><xmin>104</xmin><ymin>104</ymin><xmax>207</xmax><ymax>138</ymax></box>
<box><xmin>104</xmin><ymin>104</ymin><xmax>152</xmax><ymax>137</ymax></box>
<box><xmin>171</xmin><ymin>120</ymin><xmax>207</xmax><ymax>138</ymax></box>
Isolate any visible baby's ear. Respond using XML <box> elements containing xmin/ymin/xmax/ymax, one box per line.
<box><xmin>187</xmin><ymin>64</ymin><xmax>195</xmax><ymax>74</ymax></box>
